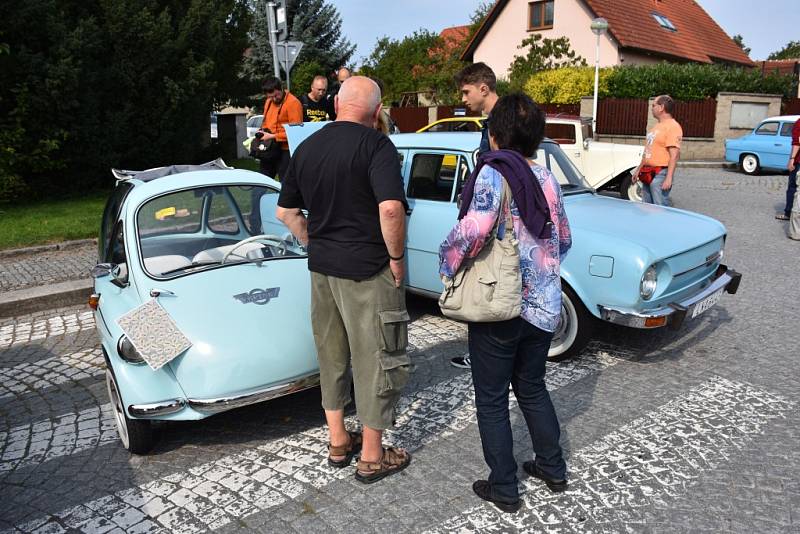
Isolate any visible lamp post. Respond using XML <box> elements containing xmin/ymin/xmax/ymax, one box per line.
<box><xmin>590</xmin><ymin>17</ymin><xmax>609</xmax><ymax>139</ymax></box>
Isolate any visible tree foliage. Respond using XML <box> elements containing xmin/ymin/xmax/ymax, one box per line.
<box><xmin>732</xmin><ymin>34</ymin><xmax>751</xmax><ymax>57</ymax></box>
<box><xmin>767</xmin><ymin>40</ymin><xmax>800</xmax><ymax>60</ymax></box>
<box><xmin>241</xmin><ymin>0</ymin><xmax>354</xmax><ymax>87</ymax></box>
<box><xmin>525</xmin><ymin>67</ymin><xmax>611</xmax><ymax>104</ymax></box>
<box><xmin>508</xmin><ymin>34</ymin><xmax>587</xmax><ymax>90</ymax></box>
<box><xmin>0</xmin><ymin>0</ymin><xmax>252</xmax><ymax>204</ymax></box>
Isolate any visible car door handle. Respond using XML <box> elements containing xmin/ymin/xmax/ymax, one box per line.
<box><xmin>774</xmin><ymin>143</ymin><xmax>783</xmax><ymax>147</ymax></box>
<box><xmin>405</xmin><ymin>208</ymin><xmax>413</xmax><ymax>215</ymax></box>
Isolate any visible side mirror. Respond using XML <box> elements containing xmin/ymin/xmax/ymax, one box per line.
<box><xmin>91</xmin><ymin>263</ymin><xmax>128</xmax><ymax>288</ymax></box>
<box><xmin>583</xmin><ymin>138</ymin><xmax>590</xmax><ymax>150</ymax></box>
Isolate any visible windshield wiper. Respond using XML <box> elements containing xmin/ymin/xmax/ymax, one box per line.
<box><xmin>159</xmin><ymin>260</ymin><xmax>221</xmax><ymax>276</ymax></box>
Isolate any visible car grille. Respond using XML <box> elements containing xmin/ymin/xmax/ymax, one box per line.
<box><xmin>657</xmin><ymin>237</ymin><xmax>724</xmax><ymax>304</ymax></box>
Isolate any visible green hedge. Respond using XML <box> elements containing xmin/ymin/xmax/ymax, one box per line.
<box><xmin>523</xmin><ymin>63</ymin><xmax>795</xmax><ymax>104</ymax></box>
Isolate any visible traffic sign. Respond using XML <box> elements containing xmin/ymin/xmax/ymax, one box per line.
<box><xmin>274</xmin><ymin>41</ymin><xmax>304</xmax><ymax>73</ymax></box>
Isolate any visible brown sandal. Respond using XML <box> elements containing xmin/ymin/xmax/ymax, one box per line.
<box><xmin>328</xmin><ymin>431</ymin><xmax>362</xmax><ymax>468</ymax></box>
<box><xmin>354</xmin><ymin>447</ymin><xmax>411</xmax><ymax>484</ymax></box>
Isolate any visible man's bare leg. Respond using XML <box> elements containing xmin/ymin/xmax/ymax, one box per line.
<box><xmin>325</xmin><ymin>409</ymin><xmax>350</xmax><ymax>461</ymax></box>
<box><xmin>360</xmin><ymin>425</ymin><xmax>383</xmax><ymax>463</ymax></box>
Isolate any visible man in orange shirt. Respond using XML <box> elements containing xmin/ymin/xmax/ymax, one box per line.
<box><xmin>258</xmin><ymin>76</ymin><xmax>303</xmax><ymax>179</ymax></box>
<box><xmin>632</xmin><ymin>95</ymin><xmax>683</xmax><ymax>206</ymax></box>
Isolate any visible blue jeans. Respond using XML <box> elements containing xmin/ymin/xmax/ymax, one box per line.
<box><xmin>643</xmin><ymin>168</ymin><xmax>671</xmax><ymax>206</ymax></box>
<box><xmin>785</xmin><ymin>167</ymin><xmax>798</xmax><ymax>217</ymax></box>
<box><xmin>468</xmin><ymin>317</ymin><xmax>566</xmax><ymax>502</ymax></box>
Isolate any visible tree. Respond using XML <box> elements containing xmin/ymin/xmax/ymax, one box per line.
<box><xmin>732</xmin><ymin>34</ymin><xmax>751</xmax><ymax>57</ymax></box>
<box><xmin>508</xmin><ymin>34</ymin><xmax>587</xmax><ymax>90</ymax></box>
<box><xmin>767</xmin><ymin>40</ymin><xmax>800</xmax><ymax>60</ymax></box>
<box><xmin>241</xmin><ymin>0</ymin><xmax>354</xmax><ymax>87</ymax></box>
<box><xmin>0</xmin><ymin>0</ymin><xmax>253</xmax><ymax>203</ymax></box>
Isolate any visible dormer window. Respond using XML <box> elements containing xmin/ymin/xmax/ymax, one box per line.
<box><xmin>529</xmin><ymin>1</ymin><xmax>554</xmax><ymax>31</ymax></box>
<box><xmin>652</xmin><ymin>13</ymin><xmax>677</xmax><ymax>31</ymax></box>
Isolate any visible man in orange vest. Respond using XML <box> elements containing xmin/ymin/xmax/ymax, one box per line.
<box><xmin>258</xmin><ymin>76</ymin><xmax>303</xmax><ymax>179</ymax></box>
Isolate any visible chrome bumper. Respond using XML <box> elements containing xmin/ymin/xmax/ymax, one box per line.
<box><xmin>186</xmin><ymin>373</ymin><xmax>320</xmax><ymax>414</ymax></box>
<box><xmin>598</xmin><ymin>265</ymin><xmax>741</xmax><ymax>331</ymax></box>
<box><xmin>128</xmin><ymin>399</ymin><xmax>185</xmax><ymax>418</ymax></box>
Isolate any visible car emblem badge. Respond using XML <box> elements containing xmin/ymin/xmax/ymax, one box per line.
<box><xmin>234</xmin><ymin>287</ymin><xmax>280</xmax><ymax>305</ymax></box>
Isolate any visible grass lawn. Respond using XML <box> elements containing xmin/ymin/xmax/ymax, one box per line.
<box><xmin>0</xmin><ymin>158</ymin><xmax>261</xmax><ymax>251</ymax></box>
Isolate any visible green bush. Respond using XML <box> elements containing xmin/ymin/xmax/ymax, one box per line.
<box><xmin>291</xmin><ymin>60</ymin><xmax>325</xmax><ymax>96</ymax></box>
<box><xmin>524</xmin><ymin>67</ymin><xmax>611</xmax><ymax>104</ymax></box>
<box><xmin>606</xmin><ymin>63</ymin><xmax>794</xmax><ymax>101</ymax></box>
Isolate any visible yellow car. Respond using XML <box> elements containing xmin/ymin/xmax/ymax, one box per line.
<box><xmin>416</xmin><ymin>117</ymin><xmax>485</xmax><ymax>133</ymax></box>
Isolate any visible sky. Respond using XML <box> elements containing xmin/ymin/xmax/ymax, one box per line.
<box><xmin>334</xmin><ymin>0</ymin><xmax>798</xmax><ymax>66</ymax></box>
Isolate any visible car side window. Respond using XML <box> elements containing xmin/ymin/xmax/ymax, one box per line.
<box><xmin>427</xmin><ymin>122</ymin><xmax>451</xmax><ymax>132</ymax></box>
<box><xmin>452</xmin><ymin>121</ymin><xmax>480</xmax><ymax>132</ymax></box>
<box><xmin>407</xmin><ymin>153</ymin><xmax>460</xmax><ymax>202</ymax></box>
<box><xmin>545</xmin><ymin>122</ymin><xmax>577</xmax><ymax>144</ymax></box>
<box><xmin>779</xmin><ymin>122</ymin><xmax>794</xmax><ymax>137</ymax></box>
<box><xmin>107</xmin><ymin>221</ymin><xmax>129</xmax><ymax>281</ymax></box>
<box><xmin>755</xmin><ymin>122</ymin><xmax>779</xmax><ymax>136</ymax></box>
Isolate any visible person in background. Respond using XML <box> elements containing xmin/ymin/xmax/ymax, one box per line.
<box><xmin>258</xmin><ymin>76</ymin><xmax>303</xmax><ymax>179</ymax></box>
<box><xmin>276</xmin><ymin>77</ymin><xmax>412</xmax><ymax>484</ymax></box>
<box><xmin>776</xmin><ymin>116</ymin><xmax>800</xmax><ymax>221</ymax></box>
<box><xmin>448</xmin><ymin>61</ymin><xmax>500</xmax><ymax>370</ymax></box>
<box><xmin>327</xmin><ymin>66</ymin><xmax>351</xmax><ymax>103</ymax></box>
<box><xmin>439</xmin><ymin>93</ymin><xmax>572</xmax><ymax>513</ymax></box>
<box><xmin>301</xmin><ymin>75</ymin><xmax>335</xmax><ymax>122</ymax></box>
<box><xmin>632</xmin><ymin>95</ymin><xmax>683</xmax><ymax>206</ymax></box>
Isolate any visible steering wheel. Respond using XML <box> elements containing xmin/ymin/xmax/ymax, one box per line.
<box><xmin>221</xmin><ymin>234</ymin><xmax>287</xmax><ymax>264</ymax></box>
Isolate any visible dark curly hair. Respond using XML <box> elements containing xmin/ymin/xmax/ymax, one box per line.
<box><xmin>486</xmin><ymin>93</ymin><xmax>546</xmax><ymax>158</ymax></box>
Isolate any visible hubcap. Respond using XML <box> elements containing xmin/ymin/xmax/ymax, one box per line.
<box><xmin>106</xmin><ymin>370</ymin><xmax>130</xmax><ymax>448</ymax></box>
<box><xmin>743</xmin><ymin>155</ymin><xmax>757</xmax><ymax>173</ymax></box>
<box><xmin>549</xmin><ymin>291</ymin><xmax>579</xmax><ymax>357</ymax></box>
<box><xmin>627</xmin><ymin>181</ymin><xmax>643</xmax><ymax>202</ymax></box>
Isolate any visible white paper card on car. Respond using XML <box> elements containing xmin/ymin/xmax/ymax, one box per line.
<box><xmin>116</xmin><ymin>299</ymin><xmax>192</xmax><ymax>371</ymax></box>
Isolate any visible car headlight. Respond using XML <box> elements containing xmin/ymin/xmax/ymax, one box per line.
<box><xmin>640</xmin><ymin>265</ymin><xmax>658</xmax><ymax>300</ymax></box>
<box><xmin>117</xmin><ymin>336</ymin><xmax>145</xmax><ymax>364</ymax></box>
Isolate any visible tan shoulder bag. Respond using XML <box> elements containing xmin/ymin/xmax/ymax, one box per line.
<box><xmin>438</xmin><ymin>178</ymin><xmax>522</xmax><ymax>322</ymax></box>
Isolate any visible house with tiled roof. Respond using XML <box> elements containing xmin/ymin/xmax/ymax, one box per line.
<box><xmin>462</xmin><ymin>0</ymin><xmax>753</xmax><ymax>78</ymax></box>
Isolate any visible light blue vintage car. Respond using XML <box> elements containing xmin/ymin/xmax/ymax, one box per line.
<box><xmin>386</xmin><ymin>132</ymin><xmax>741</xmax><ymax>360</ymax></box>
<box><xmin>92</xmin><ymin>160</ymin><xmax>317</xmax><ymax>453</ymax></box>
<box><xmin>725</xmin><ymin>115</ymin><xmax>799</xmax><ymax>175</ymax></box>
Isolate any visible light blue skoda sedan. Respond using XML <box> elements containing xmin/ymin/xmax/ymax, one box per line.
<box><xmin>388</xmin><ymin>132</ymin><xmax>741</xmax><ymax>360</ymax></box>
<box><xmin>725</xmin><ymin>115</ymin><xmax>800</xmax><ymax>175</ymax></box>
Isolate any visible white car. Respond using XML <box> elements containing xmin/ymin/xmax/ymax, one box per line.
<box><xmin>419</xmin><ymin>116</ymin><xmax>644</xmax><ymax>201</ymax></box>
<box><xmin>247</xmin><ymin>114</ymin><xmax>264</xmax><ymax>138</ymax></box>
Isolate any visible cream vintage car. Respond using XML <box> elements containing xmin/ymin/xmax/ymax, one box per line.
<box><xmin>419</xmin><ymin>116</ymin><xmax>644</xmax><ymax>201</ymax></box>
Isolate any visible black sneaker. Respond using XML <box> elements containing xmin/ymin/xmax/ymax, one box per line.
<box><xmin>522</xmin><ymin>461</ymin><xmax>568</xmax><ymax>492</ymax></box>
<box><xmin>450</xmin><ymin>355</ymin><xmax>471</xmax><ymax>369</ymax></box>
<box><xmin>472</xmin><ymin>480</ymin><xmax>521</xmax><ymax>513</ymax></box>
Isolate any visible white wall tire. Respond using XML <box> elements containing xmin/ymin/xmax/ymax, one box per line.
<box><xmin>740</xmin><ymin>154</ymin><xmax>760</xmax><ymax>175</ymax></box>
<box><xmin>105</xmin><ymin>368</ymin><xmax>153</xmax><ymax>454</ymax></box>
<box><xmin>619</xmin><ymin>172</ymin><xmax>643</xmax><ymax>202</ymax></box>
<box><xmin>548</xmin><ymin>285</ymin><xmax>594</xmax><ymax>361</ymax></box>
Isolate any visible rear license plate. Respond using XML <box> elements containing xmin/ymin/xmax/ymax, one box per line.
<box><xmin>691</xmin><ymin>288</ymin><xmax>723</xmax><ymax>319</ymax></box>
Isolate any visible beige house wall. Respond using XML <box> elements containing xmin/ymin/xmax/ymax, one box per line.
<box><xmin>473</xmin><ymin>0</ymin><xmax>619</xmax><ymax>79</ymax></box>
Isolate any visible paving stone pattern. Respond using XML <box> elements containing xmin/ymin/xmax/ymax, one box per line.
<box><xmin>0</xmin><ymin>168</ymin><xmax>799</xmax><ymax>533</ymax></box>
<box><xmin>0</xmin><ymin>244</ymin><xmax>96</xmax><ymax>293</ymax></box>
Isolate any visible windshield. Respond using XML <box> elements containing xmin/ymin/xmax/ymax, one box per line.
<box><xmin>533</xmin><ymin>141</ymin><xmax>592</xmax><ymax>192</ymax></box>
<box><xmin>137</xmin><ymin>185</ymin><xmax>305</xmax><ymax>279</ymax></box>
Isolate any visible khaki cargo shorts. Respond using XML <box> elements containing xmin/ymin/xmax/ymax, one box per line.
<box><xmin>310</xmin><ymin>265</ymin><xmax>411</xmax><ymax>430</ymax></box>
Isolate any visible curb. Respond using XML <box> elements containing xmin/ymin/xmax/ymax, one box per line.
<box><xmin>0</xmin><ymin>238</ymin><xmax>97</xmax><ymax>259</ymax></box>
<box><xmin>678</xmin><ymin>161</ymin><xmax>737</xmax><ymax>169</ymax></box>
<box><xmin>0</xmin><ymin>279</ymin><xmax>93</xmax><ymax>318</ymax></box>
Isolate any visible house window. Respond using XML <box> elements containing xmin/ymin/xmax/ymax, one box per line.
<box><xmin>529</xmin><ymin>1</ymin><xmax>554</xmax><ymax>30</ymax></box>
<box><xmin>652</xmin><ymin>13</ymin><xmax>677</xmax><ymax>31</ymax></box>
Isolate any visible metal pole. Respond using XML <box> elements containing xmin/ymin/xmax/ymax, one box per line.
<box><xmin>592</xmin><ymin>32</ymin><xmax>600</xmax><ymax>140</ymax></box>
<box><xmin>266</xmin><ymin>1</ymin><xmax>280</xmax><ymax>79</ymax></box>
<box><xmin>284</xmin><ymin>42</ymin><xmax>291</xmax><ymax>92</ymax></box>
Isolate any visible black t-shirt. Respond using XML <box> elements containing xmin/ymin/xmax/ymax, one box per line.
<box><xmin>300</xmin><ymin>94</ymin><xmax>335</xmax><ymax>122</ymax></box>
<box><xmin>278</xmin><ymin>122</ymin><xmax>407</xmax><ymax>280</ymax></box>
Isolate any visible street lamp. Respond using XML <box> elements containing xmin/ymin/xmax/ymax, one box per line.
<box><xmin>590</xmin><ymin>17</ymin><xmax>609</xmax><ymax>139</ymax></box>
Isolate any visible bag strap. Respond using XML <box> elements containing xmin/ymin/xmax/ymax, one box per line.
<box><xmin>493</xmin><ymin>178</ymin><xmax>513</xmax><ymax>240</ymax></box>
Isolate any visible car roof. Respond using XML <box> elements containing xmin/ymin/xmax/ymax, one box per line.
<box><xmin>121</xmin><ymin>166</ymin><xmax>278</xmax><ymax>207</ymax></box>
<box><xmin>762</xmin><ymin>115</ymin><xmax>800</xmax><ymax>122</ymax></box>
<box><xmin>390</xmin><ymin>132</ymin><xmax>558</xmax><ymax>151</ymax></box>
<box><xmin>429</xmin><ymin>114</ymin><xmax>586</xmax><ymax>124</ymax></box>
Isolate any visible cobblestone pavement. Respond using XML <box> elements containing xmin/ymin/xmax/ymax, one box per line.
<box><xmin>0</xmin><ymin>244</ymin><xmax>96</xmax><ymax>293</ymax></box>
<box><xmin>1</xmin><ymin>168</ymin><xmax>798</xmax><ymax>533</ymax></box>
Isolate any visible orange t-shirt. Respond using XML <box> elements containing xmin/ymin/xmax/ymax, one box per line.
<box><xmin>644</xmin><ymin>118</ymin><xmax>683</xmax><ymax>167</ymax></box>
<box><xmin>261</xmin><ymin>91</ymin><xmax>303</xmax><ymax>150</ymax></box>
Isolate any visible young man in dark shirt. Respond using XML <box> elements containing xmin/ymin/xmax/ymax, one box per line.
<box><xmin>300</xmin><ymin>75</ymin><xmax>335</xmax><ymax>122</ymax></box>
<box><xmin>276</xmin><ymin>76</ymin><xmax>411</xmax><ymax>484</ymax></box>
